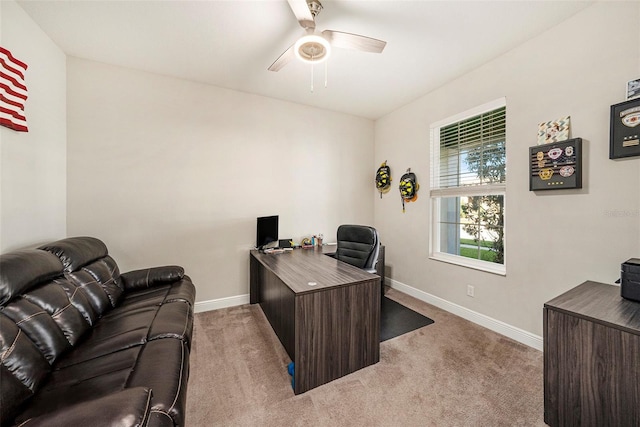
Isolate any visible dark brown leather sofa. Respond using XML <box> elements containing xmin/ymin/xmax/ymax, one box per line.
<box><xmin>0</xmin><ymin>237</ymin><xmax>195</xmax><ymax>426</ymax></box>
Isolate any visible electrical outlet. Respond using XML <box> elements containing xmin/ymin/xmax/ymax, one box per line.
<box><xmin>467</xmin><ymin>285</ymin><xmax>475</xmax><ymax>297</ymax></box>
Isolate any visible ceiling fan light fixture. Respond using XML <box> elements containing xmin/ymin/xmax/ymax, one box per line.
<box><xmin>294</xmin><ymin>34</ymin><xmax>331</xmax><ymax>64</ymax></box>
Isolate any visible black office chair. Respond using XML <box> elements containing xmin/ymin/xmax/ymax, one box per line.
<box><xmin>335</xmin><ymin>225</ymin><xmax>380</xmax><ymax>274</ymax></box>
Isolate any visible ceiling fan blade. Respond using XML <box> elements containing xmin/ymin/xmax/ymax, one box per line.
<box><xmin>322</xmin><ymin>30</ymin><xmax>386</xmax><ymax>53</ymax></box>
<box><xmin>287</xmin><ymin>0</ymin><xmax>315</xmax><ymax>30</ymax></box>
<box><xmin>268</xmin><ymin>44</ymin><xmax>296</xmax><ymax>72</ymax></box>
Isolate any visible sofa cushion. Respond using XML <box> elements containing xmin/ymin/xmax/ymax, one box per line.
<box><xmin>0</xmin><ymin>249</ymin><xmax>63</xmax><ymax>306</ymax></box>
<box><xmin>56</xmin><ymin>299</ymin><xmax>193</xmax><ymax>369</ymax></box>
<box><xmin>22</xmin><ymin>281</ymin><xmax>91</xmax><ymax>347</ymax></box>
<box><xmin>39</xmin><ymin>236</ymin><xmax>108</xmax><ymax>273</ymax></box>
<box><xmin>61</xmin><ymin>255</ymin><xmax>124</xmax><ymax>316</ymax></box>
<box><xmin>78</xmin><ymin>256</ymin><xmax>124</xmax><ymax>308</ymax></box>
<box><xmin>147</xmin><ymin>301</ymin><xmax>193</xmax><ymax>343</ymax></box>
<box><xmin>17</xmin><ymin>339</ymin><xmax>189</xmax><ymax>427</ymax></box>
<box><xmin>54</xmin><ymin>277</ymin><xmax>100</xmax><ymax>326</ymax></box>
<box><xmin>1</xmin><ymin>298</ymin><xmax>71</xmax><ymax>364</ymax></box>
<box><xmin>40</xmin><ymin>237</ymin><xmax>125</xmax><ymax>311</ymax></box>
<box><xmin>15</xmin><ymin>346</ymin><xmax>142</xmax><ymax>423</ymax></box>
<box><xmin>17</xmin><ymin>387</ymin><xmax>152</xmax><ymax>427</ymax></box>
<box><xmin>0</xmin><ymin>315</ymin><xmax>51</xmax><ymax>425</ymax></box>
<box><xmin>165</xmin><ymin>277</ymin><xmax>196</xmax><ymax>306</ymax></box>
<box><xmin>65</xmin><ymin>269</ymin><xmax>114</xmax><ymax>317</ymax></box>
<box><xmin>126</xmin><ymin>338</ymin><xmax>190</xmax><ymax>427</ymax></box>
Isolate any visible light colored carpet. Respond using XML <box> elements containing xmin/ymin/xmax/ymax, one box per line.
<box><xmin>185</xmin><ymin>288</ymin><xmax>545</xmax><ymax>426</ymax></box>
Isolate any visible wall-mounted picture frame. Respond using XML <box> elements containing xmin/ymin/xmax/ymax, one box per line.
<box><xmin>537</xmin><ymin>116</ymin><xmax>570</xmax><ymax>145</ymax></box>
<box><xmin>529</xmin><ymin>138</ymin><xmax>582</xmax><ymax>191</ymax></box>
<box><xmin>610</xmin><ymin>98</ymin><xmax>640</xmax><ymax>159</ymax></box>
<box><xmin>627</xmin><ymin>78</ymin><xmax>640</xmax><ymax>101</ymax></box>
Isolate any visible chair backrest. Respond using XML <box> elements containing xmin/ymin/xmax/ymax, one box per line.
<box><xmin>335</xmin><ymin>225</ymin><xmax>380</xmax><ymax>273</ymax></box>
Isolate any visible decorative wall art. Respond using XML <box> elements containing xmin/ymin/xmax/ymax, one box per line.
<box><xmin>399</xmin><ymin>168</ymin><xmax>418</xmax><ymax>212</ymax></box>
<box><xmin>0</xmin><ymin>46</ymin><xmax>29</xmax><ymax>132</ymax></box>
<box><xmin>537</xmin><ymin>116</ymin><xmax>570</xmax><ymax>145</ymax></box>
<box><xmin>627</xmin><ymin>78</ymin><xmax>640</xmax><ymax>101</ymax></box>
<box><xmin>610</xmin><ymin>98</ymin><xmax>640</xmax><ymax>159</ymax></box>
<box><xmin>375</xmin><ymin>161</ymin><xmax>392</xmax><ymax>198</ymax></box>
<box><xmin>529</xmin><ymin>138</ymin><xmax>582</xmax><ymax>191</ymax></box>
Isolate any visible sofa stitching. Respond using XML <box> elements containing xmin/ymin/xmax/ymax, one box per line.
<box><xmin>15</xmin><ymin>419</ymin><xmax>31</xmax><ymax>426</ymax></box>
<box><xmin>15</xmin><ymin>311</ymin><xmax>47</xmax><ymax>325</ymax></box>
<box><xmin>145</xmin><ymin>291</ymin><xmax>167</xmax><ymax>342</ymax></box>
<box><xmin>69</xmin><ymin>286</ymin><xmax>80</xmax><ymax>301</ymax></box>
<box><xmin>139</xmin><ymin>388</ymin><xmax>153</xmax><ymax>427</ymax></box>
<box><xmin>168</xmin><ymin>341</ymin><xmax>185</xmax><ymax>412</ymax></box>
<box><xmin>107</xmin><ymin>260</ymin><xmax>118</xmax><ymax>277</ymax></box>
<box><xmin>81</xmin><ymin>266</ymin><xmax>117</xmax><ymax>304</ymax></box>
<box><xmin>149</xmin><ymin>409</ymin><xmax>173</xmax><ymax>420</ymax></box>
<box><xmin>76</xmin><ymin>278</ymin><xmax>100</xmax><ymax>287</ymax></box>
<box><xmin>1</xmin><ymin>329</ymin><xmax>22</xmax><ymax>362</ymax></box>
<box><xmin>49</xmin><ymin>283</ymin><xmax>75</xmax><ymax>316</ymax></box>
<box><xmin>181</xmin><ymin>305</ymin><xmax>189</xmax><ymax>339</ymax></box>
<box><xmin>51</xmin><ymin>303</ymin><xmax>73</xmax><ymax>317</ymax></box>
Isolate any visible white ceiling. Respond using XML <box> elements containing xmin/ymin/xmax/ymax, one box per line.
<box><xmin>17</xmin><ymin>0</ymin><xmax>592</xmax><ymax>120</ymax></box>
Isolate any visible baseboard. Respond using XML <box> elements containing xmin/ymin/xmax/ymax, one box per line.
<box><xmin>194</xmin><ymin>294</ymin><xmax>250</xmax><ymax>313</ymax></box>
<box><xmin>193</xmin><ymin>281</ymin><xmax>543</xmax><ymax>351</ymax></box>
<box><xmin>386</xmin><ymin>278</ymin><xmax>543</xmax><ymax>351</ymax></box>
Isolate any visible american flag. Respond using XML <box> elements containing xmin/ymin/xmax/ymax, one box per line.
<box><xmin>0</xmin><ymin>46</ymin><xmax>29</xmax><ymax>132</ymax></box>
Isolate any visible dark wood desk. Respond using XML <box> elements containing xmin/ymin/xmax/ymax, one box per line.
<box><xmin>544</xmin><ymin>281</ymin><xmax>640</xmax><ymax>426</ymax></box>
<box><xmin>250</xmin><ymin>246</ymin><xmax>380</xmax><ymax>394</ymax></box>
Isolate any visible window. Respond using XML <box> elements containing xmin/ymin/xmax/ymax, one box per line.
<box><xmin>429</xmin><ymin>98</ymin><xmax>506</xmax><ymax>275</ymax></box>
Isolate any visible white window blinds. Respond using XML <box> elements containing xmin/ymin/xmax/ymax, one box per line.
<box><xmin>431</xmin><ymin>102</ymin><xmax>506</xmax><ymax>197</ymax></box>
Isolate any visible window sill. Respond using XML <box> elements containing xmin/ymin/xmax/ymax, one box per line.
<box><xmin>429</xmin><ymin>252</ymin><xmax>506</xmax><ymax>276</ymax></box>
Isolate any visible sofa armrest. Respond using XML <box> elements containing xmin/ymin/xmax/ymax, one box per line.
<box><xmin>18</xmin><ymin>387</ymin><xmax>152</xmax><ymax>427</ymax></box>
<box><xmin>120</xmin><ymin>266</ymin><xmax>185</xmax><ymax>291</ymax></box>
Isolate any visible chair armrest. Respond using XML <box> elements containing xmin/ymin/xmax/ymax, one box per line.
<box><xmin>120</xmin><ymin>266</ymin><xmax>185</xmax><ymax>291</ymax></box>
<box><xmin>18</xmin><ymin>387</ymin><xmax>152</xmax><ymax>427</ymax></box>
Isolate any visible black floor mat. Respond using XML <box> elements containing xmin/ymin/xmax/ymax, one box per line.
<box><xmin>380</xmin><ymin>296</ymin><xmax>434</xmax><ymax>342</ymax></box>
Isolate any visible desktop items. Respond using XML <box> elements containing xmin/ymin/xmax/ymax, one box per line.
<box><xmin>620</xmin><ymin>258</ymin><xmax>640</xmax><ymax>302</ymax></box>
<box><xmin>256</xmin><ymin>215</ymin><xmax>278</xmax><ymax>250</ymax></box>
<box><xmin>278</xmin><ymin>239</ymin><xmax>293</xmax><ymax>249</ymax></box>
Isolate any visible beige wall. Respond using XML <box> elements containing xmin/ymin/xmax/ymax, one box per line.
<box><xmin>374</xmin><ymin>2</ymin><xmax>640</xmax><ymax>337</ymax></box>
<box><xmin>66</xmin><ymin>58</ymin><xmax>375</xmax><ymax>302</ymax></box>
<box><xmin>5</xmin><ymin>0</ymin><xmax>639</xmax><ymax>340</ymax></box>
<box><xmin>0</xmin><ymin>0</ymin><xmax>67</xmax><ymax>251</ymax></box>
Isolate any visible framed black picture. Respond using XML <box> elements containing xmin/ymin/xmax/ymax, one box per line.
<box><xmin>610</xmin><ymin>98</ymin><xmax>640</xmax><ymax>159</ymax></box>
<box><xmin>529</xmin><ymin>138</ymin><xmax>582</xmax><ymax>191</ymax></box>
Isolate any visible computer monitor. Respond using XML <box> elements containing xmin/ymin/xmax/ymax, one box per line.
<box><xmin>256</xmin><ymin>215</ymin><xmax>278</xmax><ymax>250</ymax></box>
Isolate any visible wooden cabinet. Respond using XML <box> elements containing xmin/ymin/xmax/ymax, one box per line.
<box><xmin>544</xmin><ymin>281</ymin><xmax>640</xmax><ymax>426</ymax></box>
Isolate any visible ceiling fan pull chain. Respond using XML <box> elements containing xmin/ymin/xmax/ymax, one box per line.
<box><xmin>310</xmin><ymin>63</ymin><xmax>314</xmax><ymax>93</ymax></box>
<box><xmin>324</xmin><ymin>60</ymin><xmax>328</xmax><ymax>88</ymax></box>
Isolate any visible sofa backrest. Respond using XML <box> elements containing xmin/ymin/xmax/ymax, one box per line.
<box><xmin>0</xmin><ymin>249</ymin><xmax>91</xmax><ymax>424</ymax></box>
<box><xmin>0</xmin><ymin>249</ymin><xmax>62</xmax><ymax>306</ymax></box>
<box><xmin>39</xmin><ymin>237</ymin><xmax>124</xmax><ymax>312</ymax></box>
<box><xmin>1</xmin><ymin>237</ymin><xmax>127</xmax><ymax>423</ymax></box>
<box><xmin>1</xmin><ymin>238</ymin><xmax>128</xmax><ymax>424</ymax></box>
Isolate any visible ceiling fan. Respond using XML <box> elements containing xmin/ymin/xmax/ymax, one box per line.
<box><xmin>268</xmin><ymin>0</ymin><xmax>387</xmax><ymax>72</ymax></box>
